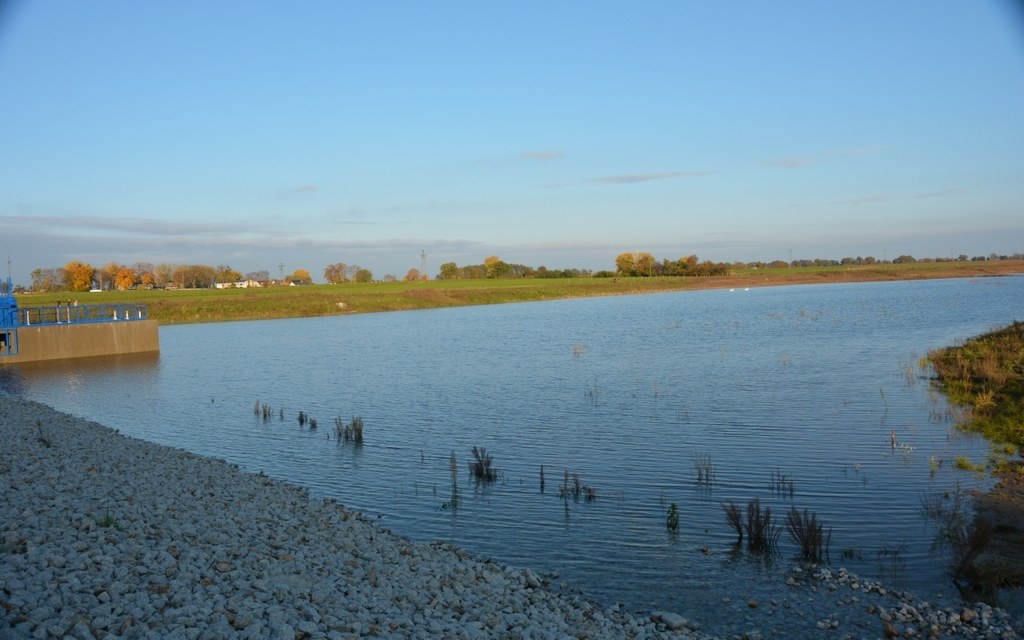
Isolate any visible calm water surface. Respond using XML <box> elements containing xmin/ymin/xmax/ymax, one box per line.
<box><xmin>4</xmin><ymin>276</ymin><xmax>1022</xmax><ymax>634</ymax></box>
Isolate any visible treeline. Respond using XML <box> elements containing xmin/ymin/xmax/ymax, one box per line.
<box><xmin>28</xmin><ymin>261</ymin><xmax>310</xmax><ymax>292</ymax></box>
<box><xmin>612</xmin><ymin>252</ymin><xmax>729</xmax><ymax>277</ymax></box>
<box><xmin>437</xmin><ymin>256</ymin><xmax>593</xmax><ymax>280</ymax></box>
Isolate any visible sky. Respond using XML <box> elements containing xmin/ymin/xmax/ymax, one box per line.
<box><xmin>1</xmin><ymin>1</ymin><xmax>1022</xmax><ymax>286</ymax></box>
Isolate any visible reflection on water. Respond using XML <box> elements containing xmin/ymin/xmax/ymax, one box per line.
<box><xmin>3</xmin><ymin>277</ymin><xmax>1023</xmax><ymax>635</ymax></box>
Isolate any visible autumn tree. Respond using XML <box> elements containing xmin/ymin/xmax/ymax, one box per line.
<box><xmin>403</xmin><ymin>268</ymin><xmax>422</xmax><ymax>282</ymax></box>
<box><xmin>133</xmin><ymin>262</ymin><xmax>155</xmax><ymax>287</ymax></box>
<box><xmin>634</xmin><ymin>252</ymin><xmax>656</xmax><ymax>276</ymax></box>
<box><xmin>114</xmin><ymin>266</ymin><xmax>137</xmax><ymax>291</ymax></box>
<box><xmin>63</xmin><ymin>261</ymin><xmax>95</xmax><ymax>292</ymax></box>
<box><xmin>96</xmin><ymin>262</ymin><xmax>121</xmax><ymax>291</ymax></box>
<box><xmin>354</xmin><ymin>268</ymin><xmax>373</xmax><ymax>283</ymax></box>
<box><xmin>615</xmin><ymin>252</ymin><xmax>637</xmax><ymax>276</ymax></box>
<box><xmin>483</xmin><ymin>255</ymin><xmax>512</xmax><ymax>279</ymax></box>
<box><xmin>324</xmin><ymin>262</ymin><xmax>348</xmax><ymax>284</ymax></box>
<box><xmin>287</xmin><ymin>269</ymin><xmax>312</xmax><ymax>284</ymax></box>
<box><xmin>438</xmin><ymin>261</ymin><xmax>460</xmax><ymax>280</ymax></box>
<box><xmin>214</xmin><ymin>264</ymin><xmax>242</xmax><ymax>285</ymax></box>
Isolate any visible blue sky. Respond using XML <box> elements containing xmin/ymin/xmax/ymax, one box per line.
<box><xmin>1</xmin><ymin>1</ymin><xmax>1022</xmax><ymax>285</ymax></box>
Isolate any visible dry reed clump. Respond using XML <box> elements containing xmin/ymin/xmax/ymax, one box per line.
<box><xmin>334</xmin><ymin>416</ymin><xmax>364</xmax><ymax>444</ymax></box>
<box><xmin>468</xmin><ymin>446</ymin><xmax>498</xmax><ymax>481</ymax></box>
<box><xmin>721</xmin><ymin>500</ymin><xmax>743</xmax><ymax>542</ymax></box>
<box><xmin>745</xmin><ymin>498</ymin><xmax>780</xmax><ymax>553</ymax></box>
<box><xmin>253</xmin><ymin>399</ymin><xmax>274</xmax><ymax>421</ymax></box>
<box><xmin>785</xmin><ymin>506</ymin><xmax>831</xmax><ymax>561</ymax></box>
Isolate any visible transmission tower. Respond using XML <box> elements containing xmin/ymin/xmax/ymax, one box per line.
<box><xmin>420</xmin><ymin>250</ymin><xmax>427</xmax><ymax>276</ymax></box>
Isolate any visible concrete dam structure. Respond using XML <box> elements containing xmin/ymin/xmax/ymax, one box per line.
<box><xmin>0</xmin><ymin>279</ymin><xmax>159</xmax><ymax>365</ymax></box>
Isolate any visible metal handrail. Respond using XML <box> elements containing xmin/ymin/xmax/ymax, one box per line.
<box><xmin>6</xmin><ymin>303</ymin><xmax>149</xmax><ymax>327</ymax></box>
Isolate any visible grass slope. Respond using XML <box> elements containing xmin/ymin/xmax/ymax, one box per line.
<box><xmin>15</xmin><ymin>259</ymin><xmax>1024</xmax><ymax>326</ymax></box>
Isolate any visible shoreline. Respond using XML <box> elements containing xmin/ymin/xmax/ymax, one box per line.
<box><xmin>2</xmin><ymin>396</ymin><xmax>1020</xmax><ymax>638</ymax></box>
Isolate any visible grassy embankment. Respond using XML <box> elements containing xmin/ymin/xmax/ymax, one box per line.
<box><xmin>927</xmin><ymin>321</ymin><xmax>1024</xmax><ymax>596</ymax></box>
<box><xmin>928</xmin><ymin>321</ymin><xmax>1024</xmax><ymax>458</ymax></box>
<box><xmin>16</xmin><ymin>259</ymin><xmax>1024</xmax><ymax>326</ymax></box>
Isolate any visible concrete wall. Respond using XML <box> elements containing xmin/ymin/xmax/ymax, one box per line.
<box><xmin>0</xmin><ymin>320</ymin><xmax>159</xmax><ymax>365</ymax></box>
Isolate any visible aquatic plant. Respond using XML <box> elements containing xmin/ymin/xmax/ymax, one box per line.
<box><xmin>721</xmin><ymin>500</ymin><xmax>743</xmax><ymax>542</ymax></box>
<box><xmin>745</xmin><ymin>498</ymin><xmax>780</xmax><ymax>553</ymax></box>
<box><xmin>446</xmin><ymin>450</ymin><xmax>459</xmax><ymax>509</ymax></box>
<box><xmin>334</xmin><ymin>416</ymin><xmax>364</xmax><ymax>444</ymax></box>
<box><xmin>692</xmin><ymin>452</ymin><xmax>715</xmax><ymax>487</ymax></box>
<box><xmin>469</xmin><ymin>446</ymin><xmax>498</xmax><ymax>481</ymax></box>
<box><xmin>785</xmin><ymin>506</ymin><xmax>831</xmax><ymax>561</ymax></box>
<box><xmin>666</xmin><ymin>503</ymin><xmax>679</xmax><ymax>532</ymax></box>
<box><xmin>558</xmin><ymin>470</ymin><xmax>597</xmax><ymax>501</ymax></box>
<box><xmin>954</xmin><ymin>456</ymin><xmax>984</xmax><ymax>472</ymax></box>
<box><xmin>769</xmin><ymin>468</ymin><xmax>795</xmax><ymax>497</ymax></box>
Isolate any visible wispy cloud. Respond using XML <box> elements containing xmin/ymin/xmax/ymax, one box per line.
<box><xmin>765</xmin><ymin>156</ymin><xmax>815</xmax><ymax>169</ymax></box>
<box><xmin>828</xmin><ymin>145</ymin><xmax>890</xmax><ymax>158</ymax></box>
<box><xmin>520</xmin><ymin>150</ymin><xmax>564</xmax><ymax>162</ymax></box>
<box><xmin>920</xmin><ymin>187</ymin><xmax>969</xmax><ymax>198</ymax></box>
<box><xmin>275</xmin><ymin>184</ymin><xmax>317</xmax><ymax>199</ymax></box>
<box><xmin>590</xmin><ymin>171</ymin><xmax>712</xmax><ymax>185</ymax></box>
<box><xmin>830</xmin><ymin>187</ymin><xmax>968</xmax><ymax>206</ymax></box>
<box><xmin>0</xmin><ymin>214</ymin><xmax>235</xmax><ymax>236</ymax></box>
<box><xmin>765</xmin><ymin>145</ymin><xmax>890</xmax><ymax>169</ymax></box>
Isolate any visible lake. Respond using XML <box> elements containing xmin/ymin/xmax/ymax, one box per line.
<box><xmin>3</xmin><ymin>275</ymin><xmax>1022</xmax><ymax>635</ymax></box>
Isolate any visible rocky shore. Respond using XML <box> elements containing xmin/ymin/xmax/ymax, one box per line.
<box><xmin>1</xmin><ymin>396</ymin><xmax>1020</xmax><ymax>639</ymax></box>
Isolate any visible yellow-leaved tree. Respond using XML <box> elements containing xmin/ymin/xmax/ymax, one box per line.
<box><xmin>63</xmin><ymin>261</ymin><xmax>95</xmax><ymax>291</ymax></box>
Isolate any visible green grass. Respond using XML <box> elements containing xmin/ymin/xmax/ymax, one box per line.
<box><xmin>954</xmin><ymin>456</ymin><xmax>986</xmax><ymax>472</ymax></box>
<box><xmin>18</xmin><ymin>278</ymin><xmax>714</xmax><ymax>325</ymax></box>
<box><xmin>928</xmin><ymin>321</ymin><xmax>1024</xmax><ymax>450</ymax></box>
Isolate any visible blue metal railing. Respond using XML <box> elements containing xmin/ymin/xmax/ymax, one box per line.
<box><xmin>12</xmin><ymin>303</ymin><xmax>149</xmax><ymax>327</ymax></box>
